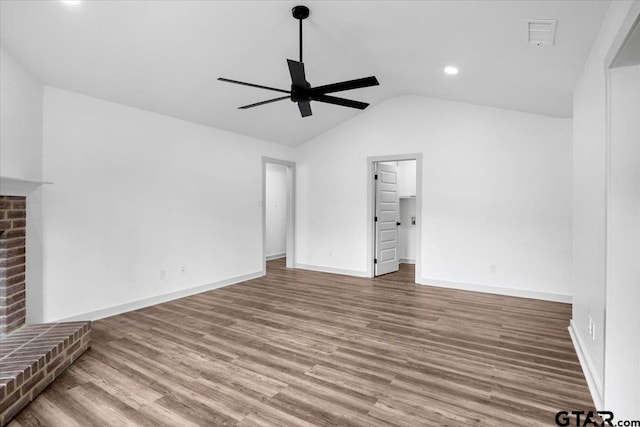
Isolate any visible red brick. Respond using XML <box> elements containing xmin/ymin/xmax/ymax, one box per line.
<box><xmin>0</xmin><ymin>282</ymin><xmax>24</xmax><ymax>298</ymax></box>
<box><xmin>66</xmin><ymin>340</ymin><xmax>81</xmax><ymax>356</ymax></box>
<box><xmin>0</xmin><ymin>389</ymin><xmax>20</xmax><ymax>413</ymax></box>
<box><xmin>4</xmin><ymin>309</ymin><xmax>25</xmax><ymax>326</ymax></box>
<box><xmin>2</xmin><ymin>392</ymin><xmax>31</xmax><ymax>424</ymax></box>
<box><xmin>46</xmin><ymin>355</ymin><xmax>64</xmax><ymax>374</ymax></box>
<box><xmin>2</xmin><ymin>320</ymin><xmax>24</xmax><ymax>335</ymax></box>
<box><xmin>0</xmin><ymin>239</ymin><xmax>25</xmax><ymax>251</ymax></box>
<box><xmin>3</xmin><ymin>291</ymin><xmax>25</xmax><ymax>307</ymax></box>
<box><xmin>10</xmin><ymin>199</ymin><xmax>26</xmax><ymax>210</ymax></box>
<box><xmin>6</xmin><ymin>274</ymin><xmax>24</xmax><ymax>286</ymax></box>
<box><xmin>20</xmin><ymin>370</ymin><xmax>43</xmax><ymax>394</ymax></box>
<box><xmin>6</xmin><ymin>211</ymin><xmax>25</xmax><ymax>220</ymax></box>
<box><xmin>53</xmin><ymin>358</ymin><xmax>72</xmax><ymax>377</ymax></box>
<box><xmin>4</xmin><ymin>301</ymin><xmax>26</xmax><ymax>318</ymax></box>
<box><xmin>13</xmin><ymin>372</ymin><xmax>23</xmax><ymax>388</ymax></box>
<box><xmin>30</xmin><ymin>373</ymin><xmax>54</xmax><ymax>398</ymax></box>
<box><xmin>6</xmin><ymin>247</ymin><xmax>25</xmax><ymax>258</ymax></box>
<box><xmin>0</xmin><ymin>256</ymin><xmax>25</xmax><ymax>269</ymax></box>
<box><xmin>71</xmin><ymin>343</ymin><xmax>90</xmax><ymax>362</ymax></box>
<box><xmin>5</xmin><ymin>265</ymin><xmax>24</xmax><ymax>278</ymax></box>
<box><xmin>2</xmin><ymin>229</ymin><xmax>25</xmax><ymax>239</ymax></box>
<box><xmin>10</xmin><ymin>219</ymin><xmax>26</xmax><ymax>229</ymax></box>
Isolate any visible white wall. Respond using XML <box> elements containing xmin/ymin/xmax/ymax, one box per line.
<box><xmin>0</xmin><ymin>45</ymin><xmax>43</xmax><ymax>181</ymax></box>
<box><xmin>570</xmin><ymin>0</ymin><xmax>636</xmax><ymax>408</ymax></box>
<box><xmin>399</xmin><ymin>197</ymin><xmax>416</xmax><ymax>262</ymax></box>
<box><xmin>295</xmin><ymin>95</ymin><xmax>572</xmax><ymax>301</ymax></box>
<box><xmin>42</xmin><ymin>87</ymin><xmax>293</xmax><ymax>321</ymax></box>
<box><xmin>604</xmin><ymin>64</ymin><xmax>640</xmax><ymax>419</ymax></box>
<box><xmin>0</xmin><ymin>45</ymin><xmax>45</xmax><ymax>323</ymax></box>
<box><xmin>265</xmin><ymin>162</ymin><xmax>287</xmax><ymax>258</ymax></box>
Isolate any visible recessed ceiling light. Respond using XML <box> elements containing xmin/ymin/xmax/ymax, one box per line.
<box><xmin>444</xmin><ymin>66</ymin><xmax>459</xmax><ymax>76</ymax></box>
<box><xmin>61</xmin><ymin>0</ymin><xmax>81</xmax><ymax>5</ymax></box>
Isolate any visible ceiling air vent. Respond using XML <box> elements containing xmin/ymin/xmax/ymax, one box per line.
<box><xmin>525</xmin><ymin>19</ymin><xmax>557</xmax><ymax>46</ymax></box>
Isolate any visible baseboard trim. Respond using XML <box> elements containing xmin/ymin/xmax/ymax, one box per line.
<box><xmin>266</xmin><ymin>253</ymin><xmax>286</xmax><ymax>261</ymax></box>
<box><xmin>399</xmin><ymin>258</ymin><xmax>415</xmax><ymax>264</ymax></box>
<box><xmin>54</xmin><ymin>271</ymin><xmax>264</xmax><ymax>322</ymax></box>
<box><xmin>416</xmin><ymin>277</ymin><xmax>572</xmax><ymax>303</ymax></box>
<box><xmin>569</xmin><ymin>320</ymin><xmax>604</xmax><ymax>409</ymax></box>
<box><xmin>294</xmin><ymin>263</ymin><xmax>369</xmax><ymax>278</ymax></box>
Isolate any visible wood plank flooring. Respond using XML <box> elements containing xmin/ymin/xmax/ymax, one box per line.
<box><xmin>9</xmin><ymin>260</ymin><xmax>595</xmax><ymax>426</ymax></box>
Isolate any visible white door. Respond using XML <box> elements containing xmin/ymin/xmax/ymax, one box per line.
<box><xmin>375</xmin><ymin>163</ymin><xmax>400</xmax><ymax>276</ymax></box>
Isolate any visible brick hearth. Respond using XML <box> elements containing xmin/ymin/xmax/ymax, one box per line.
<box><xmin>0</xmin><ymin>322</ymin><xmax>91</xmax><ymax>425</ymax></box>
<box><xmin>0</xmin><ymin>195</ymin><xmax>91</xmax><ymax>425</ymax></box>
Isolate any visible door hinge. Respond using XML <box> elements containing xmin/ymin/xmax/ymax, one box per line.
<box><xmin>374</xmin><ymin>216</ymin><xmax>378</xmax><ymax>222</ymax></box>
<box><xmin>374</xmin><ymin>258</ymin><xmax>378</xmax><ymax>264</ymax></box>
<box><xmin>374</xmin><ymin>174</ymin><xmax>378</xmax><ymax>180</ymax></box>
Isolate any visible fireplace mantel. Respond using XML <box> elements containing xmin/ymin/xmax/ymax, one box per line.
<box><xmin>0</xmin><ymin>175</ymin><xmax>52</xmax><ymax>196</ymax></box>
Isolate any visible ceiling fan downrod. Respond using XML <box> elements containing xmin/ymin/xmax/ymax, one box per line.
<box><xmin>292</xmin><ymin>5</ymin><xmax>309</xmax><ymax>63</ymax></box>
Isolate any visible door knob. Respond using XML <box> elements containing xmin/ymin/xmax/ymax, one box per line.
<box><xmin>396</xmin><ymin>222</ymin><xmax>401</xmax><ymax>226</ymax></box>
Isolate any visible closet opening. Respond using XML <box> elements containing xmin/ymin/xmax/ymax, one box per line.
<box><xmin>262</xmin><ymin>157</ymin><xmax>296</xmax><ymax>275</ymax></box>
<box><xmin>366</xmin><ymin>154</ymin><xmax>423</xmax><ymax>281</ymax></box>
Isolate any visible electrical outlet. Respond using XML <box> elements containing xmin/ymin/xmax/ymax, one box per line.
<box><xmin>591</xmin><ymin>322</ymin><xmax>596</xmax><ymax>341</ymax></box>
<box><xmin>180</xmin><ymin>266</ymin><xmax>186</xmax><ymax>275</ymax></box>
<box><xmin>159</xmin><ymin>270</ymin><xmax>166</xmax><ymax>280</ymax></box>
<box><xmin>490</xmin><ymin>265</ymin><xmax>497</xmax><ymax>273</ymax></box>
<box><xmin>588</xmin><ymin>316</ymin><xmax>594</xmax><ymax>338</ymax></box>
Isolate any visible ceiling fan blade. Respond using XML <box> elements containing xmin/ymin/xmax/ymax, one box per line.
<box><xmin>238</xmin><ymin>96</ymin><xmax>290</xmax><ymax>109</ymax></box>
<box><xmin>310</xmin><ymin>76</ymin><xmax>379</xmax><ymax>95</ymax></box>
<box><xmin>287</xmin><ymin>59</ymin><xmax>308</xmax><ymax>89</ymax></box>
<box><xmin>298</xmin><ymin>101</ymin><xmax>312</xmax><ymax>117</ymax></box>
<box><xmin>311</xmin><ymin>94</ymin><xmax>369</xmax><ymax>110</ymax></box>
<box><xmin>218</xmin><ymin>78</ymin><xmax>290</xmax><ymax>94</ymax></box>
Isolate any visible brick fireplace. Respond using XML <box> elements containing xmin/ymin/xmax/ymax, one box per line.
<box><xmin>0</xmin><ymin>196</ymin><xmax>27</xmax><ymax>335</ymax></box>
<box><xmin>0</xmin><ymin>191</ymin><xmax>91</xmax><ymax>425</ymax></box>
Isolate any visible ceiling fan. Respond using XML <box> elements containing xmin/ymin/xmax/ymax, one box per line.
<box><xmin>218</xmin><ymin>5</ymin><xmax>379</xmax><ymax>118</ymax></box>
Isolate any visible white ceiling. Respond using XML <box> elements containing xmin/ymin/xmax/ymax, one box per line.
<box><xmin>0</xmin><ymin>1</ymin><xmax>609</xmax><ymax>146</ymax></box>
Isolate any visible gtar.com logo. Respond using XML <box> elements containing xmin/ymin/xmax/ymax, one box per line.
<box><xmin>555</xmin><ymin>411</ymin><xmax>640</xmax><ymax>427</ymax></box>
<box><xmin>555</xmin><ymin>411</ymin><xmax>613</xmax><ymax>426</ymax></box>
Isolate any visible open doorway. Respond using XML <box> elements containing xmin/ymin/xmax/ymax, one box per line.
<box><xmin>261</xmin><ymin>157</ymin><xmax>295</xmax><ymax>275</ymax></box>
<box><xmin>265</xmin><ymin>163</ymin><xmax>287</xmax><ymax>261</ymax></box>
<box><xmin>366</xmin><ymin>154</ymin><xmax>423</xmax><ymax>281</ymax></box>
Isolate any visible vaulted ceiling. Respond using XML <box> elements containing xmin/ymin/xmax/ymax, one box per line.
<box><xmin>0</xmin><ymin>1</ymin><xmax>609</xmax><ymax>146</ymax></box>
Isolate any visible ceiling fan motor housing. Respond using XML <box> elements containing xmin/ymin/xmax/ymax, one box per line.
<box><xmin>291</xmin><ymin>82</ymin><xmax>311</xmax><ymax>102</ymax></box>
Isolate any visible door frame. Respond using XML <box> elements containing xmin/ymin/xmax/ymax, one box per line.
<box><xmin>366</xmin><ymin>153</ymin><xmax>423</xmax><ymax>281</ymax></box>
<box><xmin>601</xmin><ymin>3</ymin><xmax>640</xmax><ymax>414</ymax></box>
<box><xmin>262</xmin><ymin>157</ymin><xmax>296</xmax><ymax>275</ymax></box>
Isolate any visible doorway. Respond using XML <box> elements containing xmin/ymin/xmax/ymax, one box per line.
<box><xmin>366</xmin><ymin>154</ymin><xmax>423</xmax><ymax>281</ymax></box>
<box><xmin>261</xmin><ymin>157</ymin><xmax>295</xmax><ymax>275</ymax></box>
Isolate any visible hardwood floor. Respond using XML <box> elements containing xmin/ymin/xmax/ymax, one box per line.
<box><xmin>9</xmin><ymin>260</ymin><xmax>594</xmax><ymax>426</ymax></box>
